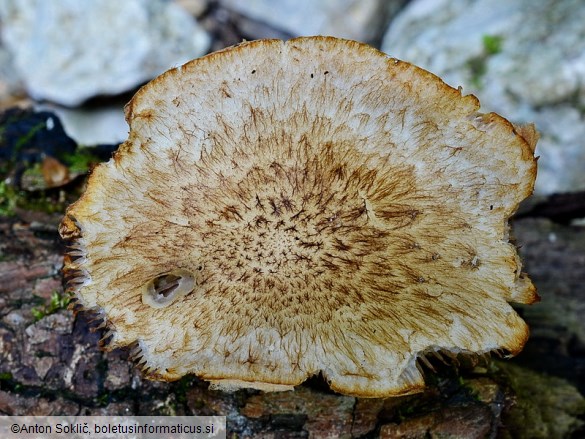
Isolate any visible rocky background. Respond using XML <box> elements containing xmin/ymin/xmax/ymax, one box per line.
<box><xmin>1</xmin><ymin>1</ymin><xmax>584</xmax><ymax>438</ymax></box>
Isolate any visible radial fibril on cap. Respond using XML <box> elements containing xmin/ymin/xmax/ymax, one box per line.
<box><xmin>59</xmin><ymin>36</ymin><xmax>538</xmax><ymax>398</ymax></box>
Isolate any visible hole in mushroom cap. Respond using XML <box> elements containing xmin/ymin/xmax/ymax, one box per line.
<box><xmin>153</xmin><ymin>274</ymin><xmax>181</xmax><ymax>298</ymax></box>
<box><xmin>142</xmin><ymin>268</ymin><xmax>196</xmax><ymax>308</ymax></box>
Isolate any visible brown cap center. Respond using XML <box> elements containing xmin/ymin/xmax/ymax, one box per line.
<box><xmin>189</xmin><ymin>131</ymin><xmax>425</xmax><ymax>318</ymax></box>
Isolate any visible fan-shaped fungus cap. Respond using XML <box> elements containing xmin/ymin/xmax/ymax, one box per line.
<box><xmin>59</xmin><ymin>37</ymin><xmax>538</xmax><ymax>397</ymax></box>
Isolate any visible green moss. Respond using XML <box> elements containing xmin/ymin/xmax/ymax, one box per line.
<box><xmin>21</xmin><ymin>191</ymin><xmax>70</xmax><ymax>214</ymax></box>
<box><xmin>0</xmin><ymin>180</ymin><xmax>18</xmax><ymax>216</ymax></box>
<box><xmin>482</xmin><ymin>34</ymin><xmax>503</xmax><ymax>55</ymax></box>
<box><xmin>65</xmin><ymin>146</ymin><xmax>102</xmax><ymax>173</ymax></box>
<box><xmin>96</xmin><ymin>391</ymin><xmax>112</xmax><ymax>407</ymax></box>
<box><xmin>173</xmin><ymin>376</ymin><xmax>198</xmax><ymax>408</ymax></box>
<box><xmin>467</xmin><ymin>34</ymin><xmax>504</xmax><ymax>89</ymax></box>
<box><xmin>0</xmin><ymin>177</ymin><xmax>73</xmax><ymax>217</ymax></box>
<box><xmin>21</xmin><ymin>162</ymin><xmax>45</xmax><ymax>190</ymax></box>
<box><xmin>498</xmin><ymin>362</ymin><xmax>585</xmax><ymax>439</ymax></box>
<box><xmin>3</xmin><ymin>182</ymin><xmax>74</xmax><ymax>215</ymax></box>
<box><xmin>31</xmin><ymin>291</ymin><xmax>71</xmax><ymax>321</ymax></box>
<box><xmin>0</xmin><ymin>372</ymin><xmax>19</xmax><ymax>392</ymax></box>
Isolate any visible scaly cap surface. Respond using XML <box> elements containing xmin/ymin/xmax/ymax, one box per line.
<box><xmin>60</xmin><ymin>37</ymin><xmax>538</xmax><ymax>397</ymax></box>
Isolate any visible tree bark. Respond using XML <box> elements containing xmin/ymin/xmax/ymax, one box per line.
<box><xmin>1</xmin><ymin>203</ymin><xmax>584</xmax><ymax>438</ymax></box>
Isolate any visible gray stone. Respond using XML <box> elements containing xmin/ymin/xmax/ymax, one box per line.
<box><xmin>20</xmin><ymin>313</ymin><xmax>75</xmax><ymax>387</ymax></box>
<box><xmin>221</xmin><ymin>0</ymin><xmax>404</xmax><ymax>43</ymax></box>
<box><xmin>382</xmin><ymin>0</ymin><xmax>585</xmax><ymax>195</ymax></box>
<box><xmin>380</xmin><ymin>405</ymin><xmax>493</xmax><ymax>439</ymax></box>
<box><xmin>0</xmin><ymin>390</ymin><xmax>80</xmax><ymax>415</ymax></box>
<box><xmin>0</xmin><ymin>0</ymin><xmax>210</xmax><ymax>106</ymax></box>
<box><xmin>24</xmin><ymin>313</ymin><xmax>73</xmax><ymax>340</ymax></box>
<box><xmin>105</xmin><ymin>356</ymin><xmax>132</xmax><ymax>391</ymax></box>
<box><xmin>2</xmin><ymin>311</ymin><xmax>27</xmax><ymax>330</ymax></box>
<box><xmin>84</xmin><ymin>401</ymin><xmax>135</xmax><ymax>416</ymax></box>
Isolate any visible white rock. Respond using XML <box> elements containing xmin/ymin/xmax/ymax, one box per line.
<box><xmin>175</xmin><ymin>0</ymin><xmax>208</xmax><ymax>17</ymax></box>
<box><xmin>221</xmin><ymin>0</ymin><xmax>399</xmax><ymax>42</ymax></box>
<box><xmin>0</xmin><ymin>44</ymin><xmax>24</xmax><ymax>105</ymax></box>
<box><xmin>382</xmin><ymin>0</ymin><xmax>585</xmax><ymax>195</ymax></box>
<box><xmin>0</xmin><ymin>0</ymin><xmax>210</xmax><ymax>106</ymax></box>
<box><xmin>38</xmin><ymin>103</ymin><xmax>129</xmax><ymax>146</ymax></box>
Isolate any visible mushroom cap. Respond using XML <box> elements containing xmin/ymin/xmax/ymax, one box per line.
<box><xmin>60</xmin><ymin>37</ymin><xmax>538</xmax><ymax>398</ymax></box>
